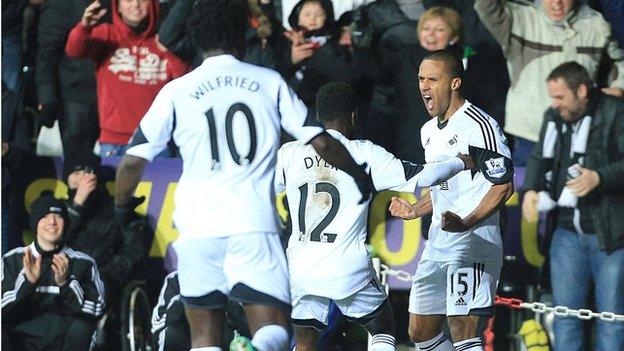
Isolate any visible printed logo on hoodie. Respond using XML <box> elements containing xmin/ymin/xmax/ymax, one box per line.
<box><xmin>108</xmin><ymin>46</ymin><xmax>169</xmax><ymax>84</ymax></box>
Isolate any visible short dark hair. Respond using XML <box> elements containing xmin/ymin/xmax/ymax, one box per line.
<box><xmin>422</xmin><ymin>49</ymin><xmax>464</xmax><ymax>81</ymax></box>
<box><xmin>547</xmin><ymin>61</ymin><xmax>593</xmax><ymax>92</ymax></box>
<box><xmin>187</xmin><ymin>0</ymin><xmax>250</xmax><ymax>54</ymax></box>
<box><xmin>316</xmin><ymin>81</ymin><xmax>358</xmax><ymax>123</ymax></box>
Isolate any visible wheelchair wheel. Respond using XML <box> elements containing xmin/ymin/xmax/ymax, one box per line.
<box><xmin>121</xmin><ymin>282</ymin><xmax>154</xmax><ymax>351</ymax></box>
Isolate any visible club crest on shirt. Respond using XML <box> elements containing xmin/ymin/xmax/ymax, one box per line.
<box><xmin>485</xmin><ymin>157</ymin><xmax>506</xmax><ymax>178</ymax></box>
<box><xmin>447</xmin><ymin>135</ymin><xmax>458</xmax><ymax>146</ymax></box>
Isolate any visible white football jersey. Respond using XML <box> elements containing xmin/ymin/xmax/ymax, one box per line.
<box><xmin>275</xmin><ymin>129</ymin><xmax>465</xmax><ymax>299</ymax></box>
<box><xmin>126</xmin><ymin>55</ymin><xmax>323</xmax><ymax>238</ymax></box>
<box><xmin>421</xmin><ymin>100</ymin><xmax>513</xmax><ymax>265</ymax></box>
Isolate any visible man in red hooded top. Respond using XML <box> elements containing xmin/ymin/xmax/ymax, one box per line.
<box><xmin>66</xmin><ymin>0</ymin><xmax>188</xmax><ymax>157</ymax></box>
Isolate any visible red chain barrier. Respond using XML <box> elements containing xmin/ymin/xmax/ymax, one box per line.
<box><xmin>495</xmin><ymin>296</ymin><xmax>524</xmax><ymax>310</ymax></box>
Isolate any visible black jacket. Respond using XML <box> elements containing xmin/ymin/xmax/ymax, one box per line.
<box><xmin>65</xmin><ymin>190</ymin><xmax>148</xmax><ymax>303</ymax></box>
<box><xmin>279</xmin><ymin>40</ymin><xmax>368</xmax><ymax>108</ymax></box>
<box><xmin>35</xmin><ymin>0</ymin><xmax>100</xmax><ymax>104</ymax></box>
<box><xmin>524</xmin><ymin>92</ymin><xmax>624</xmax><ymax>252</ymax></box>
<box><xmin>1</xmin><ymin>244</ymin><xmax>105</xmax><ymax>336</ymax></box>
<box><xmin>2</xmin><ymin>0</ymin><xmax>29</xmax><ymax>37</ymax></box>
<box><xmin>158</xmin><ymin>0</ymin><xmax>279</xmax><ymax>69</ymax></box>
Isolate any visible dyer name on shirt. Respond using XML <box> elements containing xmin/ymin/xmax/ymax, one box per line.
<box><xmin>304</xmin><ymin>155</ymin><xmax>338</xmax><ymax>170</ymax></box>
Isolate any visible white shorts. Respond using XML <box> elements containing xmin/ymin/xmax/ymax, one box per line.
<box><xmin>173</xmin><ymin>232</ymin><xmax>290</xmax><ymax>309</ymax></box>
<box><xmin>409</xmin><ymin>259</ymin><xmax>501</xmax><ymax>316</ymax></box>
<box><xmin>292</xmin><ymin>276</ymin><xmax>387</xmax><ymax>329</ymax></box>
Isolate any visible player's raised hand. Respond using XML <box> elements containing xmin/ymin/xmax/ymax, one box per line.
<box><xmin>441</xmin><ymin>211</ymin><xmax>469</xmax><ymax>232</ymax></box>
<box><xmin>22</xmin><ymin>247</ymin><xmax>42</xmax><ymax>284</ymax></box>
<box><xmin>389</xmin><ymin>197</ymin><xmax>417</xmax><ymax>220</ymax></box>
<box><xmin>457</xmin><ymin>154</ymin><xmax>476</xmax><ymax>171</ymax></box>
<box><xmin>82</xmin><ymin>1</ymin><xmax>107</xmax><ymax>28</ymax></box>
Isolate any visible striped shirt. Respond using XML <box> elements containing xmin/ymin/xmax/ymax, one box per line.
<box><xmin>2</xmin><ymin>243</ymin><xmax>105</xmax><ymax>321</ymax></box>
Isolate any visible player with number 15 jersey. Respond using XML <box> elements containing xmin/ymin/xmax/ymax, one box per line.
<box><xmin>275</xmin><ymin>82</ymin><xmax>474</xmax><ymax>351</ymax></box>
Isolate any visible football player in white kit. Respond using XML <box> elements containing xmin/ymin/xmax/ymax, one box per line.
<box><xmin>389</xmin><ymin>50</ymin><xmax>514</xmax><ymax>351</ymax></box>
<box><xmin>275</xmin><ymin>82</ymin><xmax>476</xmax><ymax>351</ymax></box>
<box><xmin>113</xmin><ymin>2</ymin><xmax>375</xmax><ymax>351</ymax></box>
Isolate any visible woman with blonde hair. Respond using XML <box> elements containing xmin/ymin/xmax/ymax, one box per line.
<box><xmin>390</xmin><ymin>5</ymin><xmax>508</xmax><ymax>163</ymax></box>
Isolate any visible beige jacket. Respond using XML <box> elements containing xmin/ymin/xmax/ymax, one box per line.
<box><xmin>475</xmin><ymin>0</ymin><xmax>624</xmax><ymax>142</ymax></box>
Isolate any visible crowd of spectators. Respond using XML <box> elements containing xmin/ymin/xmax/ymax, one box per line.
<box><xmin>2</xmin><ymin>0</ymin><xmax>624</xmax><ymax>350</ymax></box>
<box><xmin>3</xmin><ymin>0</ymin><xmax>623</xmax><ymax>161</ymax></box>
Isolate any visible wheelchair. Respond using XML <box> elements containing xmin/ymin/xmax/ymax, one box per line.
<box><xmin>92</xmin><ymin>281</ymin><xmax>154</xmax><ymax>351</ymax></box>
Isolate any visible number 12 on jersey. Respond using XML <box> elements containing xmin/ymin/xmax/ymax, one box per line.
<box><xmin>297</xmin><ymin>181</ymin><xmax>340</xmax><ymax>243</ymax></box>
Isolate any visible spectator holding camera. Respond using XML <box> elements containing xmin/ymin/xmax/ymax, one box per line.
<box><xmin>65</xmin><ymin>0</ymin><xmax>188</xmax><ymax>157</ymax></box>
<box><xmin>62</xmin><ymin>148</ymin><xmax>148</xmax><ymax>306</ymax></box>
<box><xmin>2</xmin><ymin>195</ymin><xmax>105</xmax><ymax>351</ymax></box>
<box><xmin>522</xmin><ymin>62</ymin><xmax>624</xmax><ymax>351</ymax></box>
<box><xmin>279</xmin><ymin>0</ymin><xmax>367</xmax><ymax>109</ymax></box>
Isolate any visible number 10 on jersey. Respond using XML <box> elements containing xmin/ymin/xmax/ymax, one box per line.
<box><xmin>204</xmin><ymin>103</ymin><xmax>257</xmax><ymax>170</ymax></box>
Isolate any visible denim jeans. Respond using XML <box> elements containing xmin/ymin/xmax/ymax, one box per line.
<box><xmin>550</xmin><ymin>227</ymin><xmax>624</xmax><ymax>351</ymax></box>
<box><xmin>2</xmin><ymin>35</ymin><xmax>22</xmax><ymax>92</ymax></box>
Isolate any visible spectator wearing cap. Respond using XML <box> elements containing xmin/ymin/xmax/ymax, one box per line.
<box><xmin>1</xmin><ymin>195</ymin><xmax>105</xmax><ymax>351</ymax></box>
<box><xmin>61</xmin><ymin>148</ymin><xmax>148</xmax><ymax>349</ymax></box>
<box><xmin>62</xmin><ymin>148</ymin><xmax>148</xmax><ymax>307</ymax></box>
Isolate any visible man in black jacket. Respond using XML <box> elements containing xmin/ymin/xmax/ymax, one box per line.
<box><xmin>522</xmin><ymin>62</ymin><xmax>624</xmax><ymax>351</ymax></box>
<box><xmin>62</xmin><ymin>148</ymin><xmax>148</xmax><ymax>307</ymax></box>
<box><xmin>2</xmin><ymin>195</ymin><xmax>106</xmax><ymax>351</ymax></box>
<box><xmin>35</xmin><ymin>0</ymin><xmax>107</xmax><ymax>151</ymax></box>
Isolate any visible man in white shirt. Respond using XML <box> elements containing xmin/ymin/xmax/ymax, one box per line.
<box><xmin>276</xmin><ymin>81</ymin><xmax>475</xmax><ymax>351</ymax></box>
<box><xmin>390</xmin><ymin>50</ymin><xmax>514</xmax><ymax>351</ymax></box>
<box><xmin>114</xmin><ymin>1</ymin><xmax>374</xmax><ymax>350</ymax></box>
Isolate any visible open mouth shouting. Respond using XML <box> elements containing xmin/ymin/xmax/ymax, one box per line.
<box><xmin>423</xmin><ymin>93</ymin><xmax>434</xmax><ymax>112</ymax></box>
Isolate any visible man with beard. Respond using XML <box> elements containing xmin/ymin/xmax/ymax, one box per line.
<box><xmin>62</xmin><ymin>148</ymin><xmax>147</xmax><ymax>307</ymax></box>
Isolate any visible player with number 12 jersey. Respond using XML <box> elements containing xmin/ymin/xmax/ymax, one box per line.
<box><xmin>275</xmin><ymin>82</ymin><xmax>473</xmax><ymax>351</ymax></box>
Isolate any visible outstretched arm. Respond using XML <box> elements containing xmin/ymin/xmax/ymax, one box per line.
<box><xmin>389</xmin><ymin>190</ymin><xmax>432</xmax><ymax>220</ymax></box>
<box><xmin>114</xmin><ymin>155</ymin><xmax>148</xmax><ymax>228</ymax></box>
<box><xmin>474</xmin><ymin>0</ymin><xmax>513</xmax><ymax>53</ymax></box>
<box><xmin>416</xmin><ymin>155</ymin><xmax>475</xmax><ymax>187</ymax></box>
<box><xmin>65</xmin><ymin>1</ymin><xmax>109</xmax><ymax>60</ymax></box>
<box><xmin>115</xmin><ymin>155</ymin><xmax>147</xmax><ymax>206</ymax></box>
<box><xmin>309</xmin><ymin>132</ymin><xmax>373</xmax><ymax>202</ymax></box>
